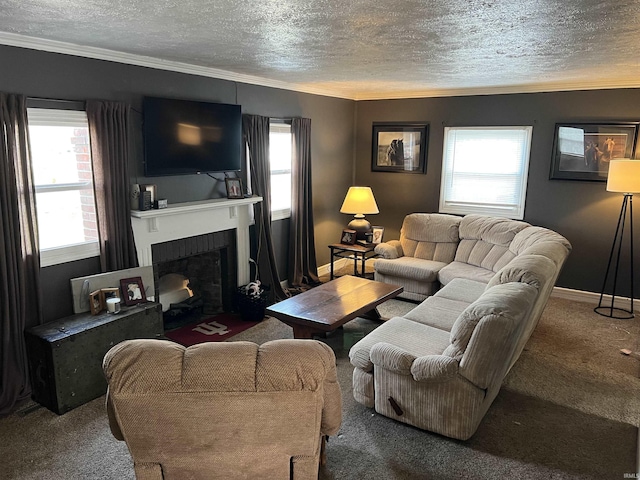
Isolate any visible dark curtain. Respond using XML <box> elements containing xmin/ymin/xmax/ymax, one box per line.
<box><xmin>242</xmin><ymin>114</ymin><xmax>288</xmax><ymax>301</ymax></box>
<box><xmin>87</xmin><ymin>101</ymin><xmax>138</xmax><ymax>272</ymax></box>
<box><xmin>289</xmin><ymin>118</ymin><xmax>320</xmax><ymax>287</ymax></box>
<box><xmin>0</xmin><ymin>93</ymin><xmax>42</xmax><ymax>416</ymax></box>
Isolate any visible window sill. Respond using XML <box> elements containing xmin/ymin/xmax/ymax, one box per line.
<box><xmin>271</xmin><ymin>208</ymin><xmax>291</xmax><ymax>221</ymax></box>
<box><xmin>40</xmin><ymin>242</ymin><xmax>100</xmax><ymax>267</ymax></box>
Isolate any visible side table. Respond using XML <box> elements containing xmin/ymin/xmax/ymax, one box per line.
<box><xmin>328</xmin><ymin>243</ymin><xmax>378</xmax><ymax>280</ymax></box>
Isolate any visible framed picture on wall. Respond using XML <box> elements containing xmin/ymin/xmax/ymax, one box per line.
<box><xmin>549</xmin><ymin>122</ymin><xmax>639</xmax><ymax>181</ymax></box>
<box><xmin>372</xmin><ymin>123</ymin><xmax>428</xmax><ymax>174</ymax></box>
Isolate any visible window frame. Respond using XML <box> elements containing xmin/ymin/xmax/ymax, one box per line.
<box><xmin>269</xmin><ymin>121</ymin><xmax>292</xmax><ymax>221</ymax></box>
<box><xmin>439</xmin><ymin>126</ymin><xmax>533</xmax><ymax>220</ymax></box>
<box><xmin>27</xmin><ymin>106</ymin><xmax>100</xmax><ymax>267</ymax></box>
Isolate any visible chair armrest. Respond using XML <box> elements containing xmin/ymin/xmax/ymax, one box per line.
<box><xmin>105</xmin><ymin>390</ymin><xmax>124</xmax><ymax>441</ymax></box>
<box><xmin>318</xmin><ymin>341</ymin><xmax>342</xmax><ymax>436</ymax></box>
<box><xmin>410</xmin><ymin>355</ymin><xmax>459</xmax><ymax>382</ymax></box>
<box><xmin>321</xmin><ymin>371</ymin><xmax>342</xmax><ymax>437</ymax></box>
<box><xmin>375</xmin><ymin>240</ymin><xmax>403</xmax><ymax>259</ymax></box>
<box><xmin>370</xmin><ymin>342</ymin><xmax>416</xmax><ymax>375</ymax></box>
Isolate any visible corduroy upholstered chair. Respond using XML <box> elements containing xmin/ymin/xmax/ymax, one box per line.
<box><xmin>103</xmin><ymin>338</ymin><xmax>342</xmax><ymax>479</ymax></box>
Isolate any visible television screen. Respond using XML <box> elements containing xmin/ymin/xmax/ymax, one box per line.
<box><xmin>143</xmin><ymin>97</ymin><xmax>242</xmax><ymax>176</ymax></box>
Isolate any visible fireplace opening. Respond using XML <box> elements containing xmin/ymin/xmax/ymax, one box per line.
<box><xmin>151</xmin><ymin>230</ymin><xmax>237</xmax><ymax>329</ymax></box>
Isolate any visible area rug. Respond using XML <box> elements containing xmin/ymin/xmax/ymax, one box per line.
<box><xmin>164</xmin><ymin>314</ymin><xmax>259</xmax><ymax>346</ymax></box>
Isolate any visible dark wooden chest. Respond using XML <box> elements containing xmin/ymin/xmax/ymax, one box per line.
<box><xmin>25</xmin><ymin>302</ymin><xmax>163</xmax><ymax>414</ymax></box>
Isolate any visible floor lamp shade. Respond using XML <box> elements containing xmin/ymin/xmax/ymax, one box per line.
<box><xmin>340</xmin><ymin>186</ymin><xmax>379</xmax><ymax>239</ymax></box>
<box><xmin>607</xmin><ymin>159</ymin><xmax>640</xmax><ymax>193</ymax></box>
<box><xmin>595</xmin><ymin>159</ymin><xmax>640</xmax><ymax>319</ymax></box>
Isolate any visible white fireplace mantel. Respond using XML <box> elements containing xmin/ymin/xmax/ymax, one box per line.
<box><xmin>130</xmin><ymin>196</ymin><xmax>262</xmax><ymax>286</ymax></box>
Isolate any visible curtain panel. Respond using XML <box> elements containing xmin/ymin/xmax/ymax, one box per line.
<box><xmin>242</xmin><ymin>114</ymin><xmax>288</xmax><ymax>301</ymax></box>
<box><xmin>289</xmin><ymin>118</ymin><xmax>320</xmax><ymax>287</ymax></box>
<box><xmin>0</xmin><ymin>93</ymin><xmax>42</xmax><ymax>416</ymax></box>
<box><xmin>87</xmin><ymin>101</ymin><xmax>138</xmax><ymax>272</ymax></box>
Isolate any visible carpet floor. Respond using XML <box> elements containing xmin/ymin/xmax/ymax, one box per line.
<box><xmin>0</xmin><ymin>296</ymin><xmax>638</xmax><ymax>479</ymax></box>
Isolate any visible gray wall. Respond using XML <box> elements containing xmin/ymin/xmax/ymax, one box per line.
<box><xmin>355</xmin><ymin>90</ymin><xmax>640</xmax><ymax>297</ymax></box>
<box><xmin>3</xmin><ymin>42</ymin><xmax>638</xmax><ymax>322</ymax></box>
<box><xmin>0</xmin><ymin>44</ymin><xmax>354</xmax><ymax>322</ymax></box>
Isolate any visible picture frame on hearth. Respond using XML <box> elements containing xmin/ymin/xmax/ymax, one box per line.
<box><xmin>225</xmin><ymin>178</ymin><xmax>244</xmax><ymax>199</ymax></box>
<box><xmin>89</xmin><ymin>290</ymin><xmax>104</xmax><ymax>315</ymax></box>
<box><xmin>99</xmin><ymin>287</ymin><xmax>120</xmax><ymax>305</ymax></box>
<box><xmin>120</xmin><ymin>277</ymin><xmax>147</xmax><ymax>306</ymax></box>
<box><xmin>372</xmin><ymin>123</ymin><xmax>428</xmax><ymax>174</ymax></box>
<box><xmin>549</xmin><ymin>122</ymin><xmax>639</xmax><ymax>181</ymax></box>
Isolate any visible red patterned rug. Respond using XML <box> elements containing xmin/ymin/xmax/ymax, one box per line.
<box><xmin>164</xmin><ymin>314</ymin><xmax>260</xmax><ymax>347</ymax></box>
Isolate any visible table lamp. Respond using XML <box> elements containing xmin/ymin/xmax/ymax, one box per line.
<box><xmin>340</xmin><ymin>186</ymin><xmax>379</xmax><ymax>240</ymax></box>
<box><xmin>594</xmin><ymin>159</ymin><xmax>640</xmax><ymax>319</ymax></box>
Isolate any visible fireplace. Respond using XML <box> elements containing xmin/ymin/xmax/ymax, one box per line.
<box><xmin>152</xmin><ymin>230</ymin><xmax>236</xmax><ymax>315</ymax></box>
<box><xmin>130</xmin><ymin>196</ymin><xmax>262</xmax><ymax>305</ymax></box>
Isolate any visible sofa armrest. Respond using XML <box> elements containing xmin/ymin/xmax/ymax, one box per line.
<box><xmin>410</xmin><ymin>355</ymin><xmax>459</xmax><ymax>382</ymax></box>
<box><xmin>374</xmin><ymin>240</ymin><xmax>403</xmax><ymax>259</ymax></box>
<box><xmin>370</xmin><ymin>342</ymin><xmax>416</xmax><ymax>374</ymax></box>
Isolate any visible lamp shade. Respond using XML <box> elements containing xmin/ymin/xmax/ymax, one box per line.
<box><xmin>607</xmin><ymin>159</ymin><xmax>640</xmax><ymax>193</ymax></box>
<box><xmin>340</xmin><ymin>187</ymin><xmax>379</xmax><ymax>215</ymax></box>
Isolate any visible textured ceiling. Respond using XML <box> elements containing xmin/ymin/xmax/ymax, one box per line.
<box><xmin>1</xmin><ymin>0</ymin><xmax>640</xmax><ymax>99</ymax></box>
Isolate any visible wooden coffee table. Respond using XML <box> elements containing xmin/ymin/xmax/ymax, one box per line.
<box><xmin>266</xmin><ymin>276</ymin><xmax>403</xmax><ymax>339</ymax></box>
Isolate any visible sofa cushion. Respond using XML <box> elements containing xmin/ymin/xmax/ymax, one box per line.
<box><xmin>434</xmin><ymin>278</ymin><xmax>487</xmax><ymax>304</ymax></box>
<box><xmin>403</xmin><ymin>296</ymin><xmax>469</xmax><ymax>332</ymax></box>
<box><xmin>400</xmin><ymin>213</ymin><xmax>461</xmax><ymax>262</ymax></box>
<box><xmin>375</xmin><ymin>257</ymin><xmax>448</xmax><ymax>282</ymax></box>
<box><xmin>510</xmin><ymin>226</ymin><xmax>572</xmax><ymax>256</ymax></box>
<box><xmin>349</xmin><ymin>317</ymin><xmax>450</xmax><ymax>372</ymax></box>
<box><xmin>454</xmin><ymin>215</ymin><xmax>530</xmax><ymax>273</ymax></box>
<box><xmin>438</xmin><ymin>261</ymin><xmax>495</xmax><ymax>285</ymax></box>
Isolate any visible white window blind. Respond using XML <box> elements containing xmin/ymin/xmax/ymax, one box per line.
<box><xmin>439</xmin><ymin>126</ymin><xmax>533</xmax><ymax>220</ymax></box>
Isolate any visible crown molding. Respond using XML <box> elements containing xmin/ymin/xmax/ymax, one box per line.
<box><xmin>0</xmin><ymin>31</ymin><xmax>352</xmax><ymax>100</ymax></box>
<box><xmin>352</xmin><ymin>79</ymin><xmax>640</xmax><ymax>101</ymax></box>
<box><xmin>2</xmin><ymin>31</ymin><xmax>640</xmax><ymax>102</ymax></box>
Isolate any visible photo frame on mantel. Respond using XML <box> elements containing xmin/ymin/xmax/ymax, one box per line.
<box><xmin>372</xmin><ymin>123</ymin><xmax>428</xmax><ymax>174</ymax></box>
<box><xmin>549</xmin><ymin>122</ymin><xmax>639</xmax><ymax>181</ymax></box>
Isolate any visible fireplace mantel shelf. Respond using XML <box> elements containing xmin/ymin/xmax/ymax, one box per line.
<box><xmin>131</xmin><ymin>196</ymin><xmax>262</xmax><ymax>218</ymax></box>
<box><xmin>130</xmin><ymin>196</ymin><xmax>262</xmax><ymax>286</ymax></box>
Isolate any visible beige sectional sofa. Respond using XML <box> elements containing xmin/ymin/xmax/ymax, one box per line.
<box><xmin>350</xmin><ymin>214</ymin><xmax>571</xmax><ymax>440</ymax></box>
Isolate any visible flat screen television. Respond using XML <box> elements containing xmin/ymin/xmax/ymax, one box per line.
<box><xmin>143</xmin><ymin>96</ymin><xmax>242</xmax><ymax>176</ymax></box>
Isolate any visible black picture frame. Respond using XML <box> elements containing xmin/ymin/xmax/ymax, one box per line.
<box><xmin>550</xmin><ymin>122</ymin><xmax>639</xmax><ymax>181</ymax></box>
<box><xmin>225</xmin><ymin>178</ymin><xmax>243</xmax><ymax>199</ymax></box>
<box><xmin>340</xmin><ymin>229</ymin><xmax>357</xmax><ymax>245</ymax></box>
<box><xmin>372</xmin><ymin>123</ymin><xmax>428</xmax><ymax>174</ymax></box>
<box><xmin>120</xmin><ymin>277</ymin><xmax>147</xmax><ymax>306</ymax></box>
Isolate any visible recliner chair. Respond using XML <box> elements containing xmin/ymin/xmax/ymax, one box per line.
<box><xmin>103</xmin><ymin>338</ymin><xmax>342</xmax><ymax>479</ymax></box>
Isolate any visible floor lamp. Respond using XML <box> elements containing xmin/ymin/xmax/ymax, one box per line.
<box><xmin>594</xmin><ymin>159</ymin><xmax>640</xmax><ymax>319</ymax></box>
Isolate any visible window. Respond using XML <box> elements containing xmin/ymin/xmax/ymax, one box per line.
<box><xmin>27</xmin><ymin>108</ymin><xmax>100</xmax><ymax>266</ymax></box>
<box><xmin>269</xmin><ymin>122</ymin><xmax>292</xmax><ymax>220</ymax></box>
<box><xmin>439</xmin><ymin>126</ymin><xmax>533</xmax><ymax>220</ymax></box>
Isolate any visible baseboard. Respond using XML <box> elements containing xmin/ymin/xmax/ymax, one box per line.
<box><xmin>552</xmin><ymin>286</ymin><xmax>638</xmax><ymax>312</ymax></box>
<box><xmin>317</xmin><ymin>258</ymin><xmax>351</xmax><ymax>278</ymax></box>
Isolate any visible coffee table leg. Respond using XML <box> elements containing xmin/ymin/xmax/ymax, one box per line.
<box><xmin>360</xmin><ymin>307</ymin><xmax>383</xmax><ymax>321</ymax></box>
<box><xmin>292</xmin><ymin>325</ymin><xmax>318</xmax><ymax>339</ymax></box>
